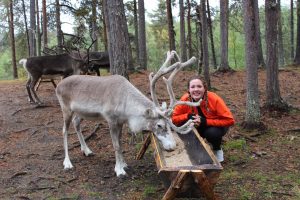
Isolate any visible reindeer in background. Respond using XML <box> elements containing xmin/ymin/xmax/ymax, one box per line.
<box><xmin>55</xmin><ymin>51</ymin><xmax>201</xmax><ymax>177</ymax></box>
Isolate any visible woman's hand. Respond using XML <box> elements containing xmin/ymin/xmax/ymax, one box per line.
<box><xmin>192</xmin><ymin>114</ymin><xmax>201</xmax><ymax>126</ymax></box>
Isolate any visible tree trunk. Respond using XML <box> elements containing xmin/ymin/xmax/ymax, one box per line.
<box><xmin>133</xmin><ymin>0</ymin><xmax>139</xmax><ymax>68</ymax></box>
<box><xmin>55</xmin><ymin>0</ymin><xmax>63</xmax><ymax>53</ymax></box>
<box><xmin>100</xmin><ymin>0</ymin><xmax>108</xmax><ymax>51</ymax></box>
<box><xmin>36</xmin><ymin>0</ymin><xmax>41</xmax><ymax>56</ymax></box>
<box><xmin>179</xmin><ymin>0</ymin><xmax>187</xmax><ymax>61</ymax></box>
<box><xmin>219</xmin><ymin>0</ymin><xmax>231</xmax><ymax>72</ymax></box>
<box><xmin>277</xmin><ymin>0</ymin><xmax>284</xmax><ymax>67</ymax></box>
<box><xmin>207</xmin><ymin>0</ymin><xmax>217</xmax><ymax>69</ymax></box>
<box><xmin>187</xmin><ymin>0</ymin><xmax>192</xmax><ymax>59</ymax></box>
<box><xmin>30</xmin><ymin>0</ymin><xmax>36</xmax><ymax>56</ymax></box>
<box><xmin>196</xmin><ymin>5</ymin><xmax>203</xmax><ymax>74</ymax></box>
<box><xmin>92</xmin><ymin>0</ymin><xmax>98</xmax><ymax>51</ymax></box>
<box><xmin>8</xmin><ymin>0</ymin><xmax>18</xmax><ymax>79</ymax></box>
<box><xmin>166</xmin><ymin>0</ymin><xmax>176</xmax><ymax>51</ymax></box>
<box><xmin>104</xmin><ymin>0</ymin><xmax>132</xmax><ymax>79</ymax></box>
<box><xmin>22</xmin><ymin>0</ymin><xmax>30</xmax><ymax>57</ymax></box>
<box><xmin>290</xmin><ymin>0</ymin><xmax>294</xmax><ymax>61</ymax></box>
<box><xmin>42</xmin><ymin>0</ymin><xmax>48</xmax><ymax>49</ymax></box>
<box><xmin>243</xmin><ymin>0</ymin><xmax>261</xmax><ymax>127</ymax></box>
<box><xmin>254</xmin><ymin>0</ymin><xmax>265</xmax><ymax>68</ymax></box>
<box><xmin>201</xmin><ymin>0</ymin><xmax>210</xmax><ymax>89</ymax></box>
<box><xmin>265</xmin><ymin>0</ymin><xmax>288</xmax><ymax>110</ymax></box>
<box><xmin>294</xmin><ymin>0</ymin><xmax>300</xmax><ymax>64</ymax></box>
<box><xmin>138</xmin><ymin>0</ymin><xmax>147</xmax><ymax>70</ymax></box>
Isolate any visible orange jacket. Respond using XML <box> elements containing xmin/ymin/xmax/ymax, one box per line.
<box><xmin>172</xmin><ymin>92</ymin><xmax>235</xmax><ymax>127</ymax></box>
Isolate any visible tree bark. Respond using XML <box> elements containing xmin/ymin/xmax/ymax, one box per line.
<box><xmin>277</xmin><ymin>0</ymin><xmax>284</xmax><ymax>67</ymax></box>
<box><xmin>290</xmin><ymin>0</ymin><xmax>294</xmax><ymax>61</ymax></box>
<box><xmin>254</xmin><ymin>0</ymin><xmax>265</xmax><ymax>68</ymax></box>
<box><xmin>196</xmin><ymin>5</ymin><xmax>203</xmax><ymax>74</ymax></box>
<box><xmin>100</xmin><ymin>0</ymin><xmax>108</xmax><ymax>51</ymax></box>
<box><xmin>265</xmin><ymin>0</ymin><xmax>287</xmax><ymax>110</ymax></box>
<box><xmin>294</xmin><ymin>0</ymin><xmax>300</xmax><ymax>64</ymax></box>
<box><xmin>42</xmin><ymin>0</ymin><xmax>48</xmax><ymax>49</ymax></box>
<box><xmin>104</xmin><ymin>0</ymin><xmax>131</xmax><ymax>79</ymax></box>
<box><xmin>8</xmin><ymin>0</ymin><xmax>18</xmax><ymax>79</ymax></box>
<box><xmin>133</xmin><ymin>0</ymin><xmax>139</xmax><ymax>67</ymax></box>
<box><xmin>30</xmin><ymin>0</ymin><xmax>36</xmax><ymax>56</ymax></box>
<box><xmin>22</xmin><ymin>0</ymin><xmax>30</xmax><ymax>57</ymax></box>
<box><xmin>55</xmin><ymin>0</ymin><xmax>63</xmax><ymax>53</ymax></box>
<box><xmin>243</xmin><ymin>0</ymin><xmax>261</xmax><ymax>127</ymax></box>
<box><xmin>207</xmin><ymin>0</ymin><xmax>217</xmax><ymax>69</ymax></box>
<box><xmin>166</xmin><ymin>0</ymin><xmax>176</xmax><ymax>51</ymax></box>
<box><xmin>138</xmin><ymin>0</ymin><xmax>147</xmax><ymax>70</ymax></box>
<box><xmin>92</xmin><ymin>0</ymin><xmax>98</xmax><ymax>51</ymax></box>
<box><xmin>201</xmin><ymin>0</ymin><xmax>210</xmax><ymax>89</ymax></box>
<box><xmin>219</xmin><ymin>0</ymin><xmax>230</xmax><ymax>72</ymax></box>
<box><xmin>187</xmin><ymin>0</ymin><xmax>192</xmax><ymax>59</ymax></box>
<box><xmin>36</xmin><ymin>0</ymin><xmax>41</xmax><ymax>56</ymax></box>
<box><xmin>179</xmin><ymin>0</ymin><xmax>187</xmax><ymax>61</ymax></box>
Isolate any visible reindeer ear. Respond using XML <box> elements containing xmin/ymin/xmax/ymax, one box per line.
<box><xmin>144</xmin><ymin>109</ymin><xmax>156</xmax><ymax>119</ymax></box>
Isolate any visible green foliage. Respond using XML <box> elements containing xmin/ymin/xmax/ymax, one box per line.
<box><xmin>0</xmin><ymin>50</ymin><xmax>13</xmax><ymax>80</ymax></box>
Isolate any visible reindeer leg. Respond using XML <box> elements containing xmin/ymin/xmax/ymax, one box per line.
<box><xmin>72</xmin><ymin>115</ymin><xmax>93</xmax><ymax>156</ymax></box>
<box><xmin>30</xmin><ymin>76</ymin><xmax>43</xmax><ymax>104</ymax></box>
<box><xmin>26</xmin><ymin>76</ymin><xmax>35</xmax><ymax>103</ymax></box>
<box><xmin>62</xmin><ymin>108</ymin><xmax>74</xmax><ymax>169</ymax></box>
<box><xmin>108</xmin><ymin>122</ymin><xmax>127</xmax><ymax>177</ymax></box>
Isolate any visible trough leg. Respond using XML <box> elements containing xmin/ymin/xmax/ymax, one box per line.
<box><xmin>135</xmin><ymin>133</ymin><xmax>151</xmax><ymax>160</ymax></box>
<box><xmin>192</xmin><ymin>170</ymin><xmax>218</xmax><ymax>200</ymax></box>
<box><xmin>162</xmin><ymin>170</ymin><xmax>188</xmax><ymax>200</ymax></box>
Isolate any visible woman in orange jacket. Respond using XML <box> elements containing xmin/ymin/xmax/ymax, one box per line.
<box><xmin>172</xmin><ymin>76</ymin><xmax>235</xmax><ymax>162</ymax></box>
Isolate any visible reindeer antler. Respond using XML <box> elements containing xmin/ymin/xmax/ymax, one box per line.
<box><xmin>149</xmin><ymin>51</ymin><xmax>179</xmax><ymax>107</ymax></box>
<box><xmin>150</xmin><ymin>51</ymin><xmax>200</xmax><ymax>134</ymax></box>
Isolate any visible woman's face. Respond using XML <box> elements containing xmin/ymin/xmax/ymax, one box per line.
<box><xmin>188</xmin><ymin>79</ymin><xmax>205</xmax><ymax>101</ymax></box>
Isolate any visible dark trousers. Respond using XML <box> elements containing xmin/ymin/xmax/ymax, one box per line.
<box><xmin>196</xmin><ymin>126</ymin><xmax>228</xmax><ymax>150</ymax></box>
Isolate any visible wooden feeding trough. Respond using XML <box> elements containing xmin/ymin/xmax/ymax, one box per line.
<box><xmin>136</xmin><ymin>128</ymin><xmax>223</xmax><ymax>200</ymax></box>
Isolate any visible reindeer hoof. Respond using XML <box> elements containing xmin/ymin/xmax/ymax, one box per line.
<box><xmin>117</xmin><ymin>174</ymin><xmax>128</xmax><ymax>180</ymax></box>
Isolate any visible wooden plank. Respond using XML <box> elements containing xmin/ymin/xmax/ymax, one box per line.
<box><xmin>192</xmin><ymin>127</ymin><xmax>221</xmax><ymax>166</ymax></box>
<box><xmin>192</xmin><ymin>170</ymin><xmax>218</xmax><ymax>200</ymax></box>
<box><xmin>162</xmin><ymin>170</ymin><xmax>188</xmax><ymax>200</ymax></box>
<box><xmin>151</xmin><ymin>133</ymin><xmax>164</xmax><ymax>170</ymax></box>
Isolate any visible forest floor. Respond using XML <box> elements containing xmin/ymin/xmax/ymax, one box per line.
<box><xmin>0</xmin><ymin>67</ymin><xmax>299</xmax><ymax>200</ymax></box>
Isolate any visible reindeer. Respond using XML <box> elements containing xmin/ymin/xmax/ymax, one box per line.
<box><xmin>55</xmin><ymin>51</ymin><xmax>201</xmax><ymax>177</ymax></box>
<box><xmin>19</xmin><ymin>53</ymin><xmax>91</xmax><ymax>105</ymax></box>
<box><xmin>87</xmin><ymin>51</ymin><xmax>110</xmax><ymax>76</ymax></box>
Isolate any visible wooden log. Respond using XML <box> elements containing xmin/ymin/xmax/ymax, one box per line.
<box><xmin>162</xmin><ymin>170</ymin><xmax>188</xmax><ymax>200</ymax></box>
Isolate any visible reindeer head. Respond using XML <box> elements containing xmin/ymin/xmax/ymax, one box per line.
<box><xmin>149</xmin><ymin>51</ymin><xmax>202</xmax><ymax>151</ymax></box>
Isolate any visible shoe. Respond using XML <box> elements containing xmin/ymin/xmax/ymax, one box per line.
<box><xmin>214</xmin><ymin>149</ymin><xmax>224</xmax><ymax>162</ymax></box>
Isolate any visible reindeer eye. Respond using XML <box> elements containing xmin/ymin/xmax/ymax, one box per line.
<box><xmin>157</xmin><ymin>124</ymin><xmax>163</xmax><ymax>129</ymax></box>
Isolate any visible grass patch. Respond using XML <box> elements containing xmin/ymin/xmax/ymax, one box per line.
<box><xmin>142</xmin><ymin>185</ymin><xmax>157</xmax><ymax>198</ymax></box>
<box><xmin>224</xmin><ymin>138</ymin><xmax>247</xmax><ymax>151</ymax></box>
